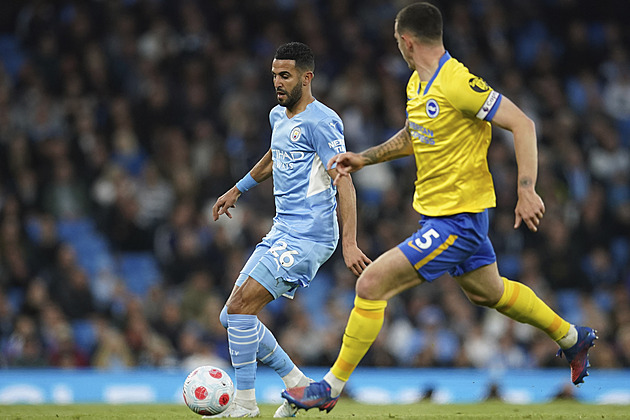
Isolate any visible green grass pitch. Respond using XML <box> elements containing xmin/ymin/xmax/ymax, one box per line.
<box><xmin>1</xmin><ymin>400</ymin><xmax>629</xmax><ymax>419</ymax></box>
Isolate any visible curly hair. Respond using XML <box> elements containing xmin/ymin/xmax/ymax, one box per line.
<box><xmin>274</xmin><ymin>42</ymin><xmax>315</xmax><ymax>72</ymax></box>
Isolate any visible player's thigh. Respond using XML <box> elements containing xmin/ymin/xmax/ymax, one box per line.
<box><xmin>357</xmin><ymin>247</ymin><xmax>424</xmax><ymax>301</ymax></box>
<box><xmin>236</xmin><ymin>239</ymin><xmax>272</xmax><ymax>288</ymax></box>
<box><xmin>454</xmin><ymin>261</ymin><xmax>504</xmax><ymax>306</ymax></box>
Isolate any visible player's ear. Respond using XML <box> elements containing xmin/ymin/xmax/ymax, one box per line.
<box><xmin>303</xmin><ymin>71</ymin><xmax>314</xmax><ymax>86</ymax></box>
<box><xmin>403</xmin><ymin>34</ymin><xmax>414</xmax><ymax>51</ymax></box>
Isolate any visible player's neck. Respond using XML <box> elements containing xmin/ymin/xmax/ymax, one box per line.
<box><xmin>414</xmin><ymin>45</ymin><xmax>446</xmax><ymax>81</ymax></box>
<box><xmin>285</xmin><ymin>95</ymin><xmax>315</xmax><ymax>118</ymax></box>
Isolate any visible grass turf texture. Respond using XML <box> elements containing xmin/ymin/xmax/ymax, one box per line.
<box><xmin>1</xmin><ymin>401</ymin><xmax>629</xmax><ymax>419</ymax></box>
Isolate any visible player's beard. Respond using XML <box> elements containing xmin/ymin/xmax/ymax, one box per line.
<box><xmin>277</xmin><ymin>83</ymin><xmax>302</xmax><ymax>110</ymax></box>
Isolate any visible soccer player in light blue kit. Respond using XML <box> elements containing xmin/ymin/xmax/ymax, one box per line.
<box><xmin>210</xmin><ymin>42</ymin><xmax>371</xmax><ymax>418</ymax></box>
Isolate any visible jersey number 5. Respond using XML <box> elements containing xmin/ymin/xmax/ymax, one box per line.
<box><xmin>415</xmin><ymin>228</ymin><xmax>440</xmax><ymax>250</ymax></box>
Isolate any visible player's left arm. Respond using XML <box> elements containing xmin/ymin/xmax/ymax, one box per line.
<box><xmin>329</xmin><ymin>167</ymin><xmax>372</xmax><ymax>276</ymax></box>
<box><xmin>491</xmin><ymin>96</ymin><xmax>545</xmax><ymax>232</ymax></box>
<box><xmin>212</xmin><ymin>149</ymin><xmax>273</xmax><ymax>221</ymax></box>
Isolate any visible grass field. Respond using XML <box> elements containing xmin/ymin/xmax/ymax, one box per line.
<box><xmin>1</xmin><ymin>400</ymin><xmax>629</xmax><ymax>419</ymax></box>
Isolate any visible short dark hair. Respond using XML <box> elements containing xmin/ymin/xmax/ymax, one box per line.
<box><xmin>274</xmin><ymin>42</ymin><xmax>315</xmax><ymax>72</ymax></box>
<box><xmin>396</xmin><ymin>2</ymin><xmax>443</xmax><ymax>44</ymax></box>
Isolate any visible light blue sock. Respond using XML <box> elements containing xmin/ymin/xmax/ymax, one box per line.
<box><xmin>221</xmin><ymin>307</ymin><xmax>295</xmax><ymax>379</ymax></box>
<box><xmin>256</xmin><ymin>319</ymin><xmax>294</xmax><ymax>378</ymax></box>
<box><xmin>227</xmin><ymin>314</ymin><xmax>258</xmax><ymax>390</ymax></box>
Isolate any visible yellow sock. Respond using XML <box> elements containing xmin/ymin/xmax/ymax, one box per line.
<box><xmin>493</xmin><ymin>277</ymin><xmax>570</xmax><ymax>341</ymax></box>
<box><xmin>331</xmin><ymin>296</ymin><xmax>387</xmax><ymax>382</ymax></box>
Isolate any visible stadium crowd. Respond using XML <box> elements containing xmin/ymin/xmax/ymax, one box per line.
<box><xmin>1</xmin><ymin>0</ymin><xmax>629</xmax><ymax>377</ymax></box>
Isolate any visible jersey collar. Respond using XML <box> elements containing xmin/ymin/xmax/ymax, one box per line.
<box><xmin>421</xmin><ymin>50</ymin><xmax>452</xmax><ymax>95</ymax></box>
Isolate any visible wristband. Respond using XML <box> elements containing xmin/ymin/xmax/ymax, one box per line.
<box><xmin>235</xmin><ymin>173</ymin><xmax>259</xmax><ymax>193</ymax></box>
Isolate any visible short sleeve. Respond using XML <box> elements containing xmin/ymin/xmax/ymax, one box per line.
<box><xmin>443</xmin><ymin>66</ymin><xmax>502</xmax><ymax>121</ymax></box>
<box><xmin>313</xmin><ymin>117</ymin><xmax>346</xmax><ymax>167</ymax></box>
<box><xmin>269</xmin><ymin>106</ymin><xmax>282</xmax><ymax>127</ymax></box>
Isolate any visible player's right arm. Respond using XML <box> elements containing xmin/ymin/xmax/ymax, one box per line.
<box><xmin>327</xmin><ymin>120</ymin><xmax>413</xmax><ymax>185</ymax></box>
<box><xmin>212</xmin><ymin>149</ymin><xmax>273</xmax><ymax>220</ymax></box>
<box><xmin>491</xmin><ymin>96</ymin><xmax>545</xmax><ymax>232</ymax></box>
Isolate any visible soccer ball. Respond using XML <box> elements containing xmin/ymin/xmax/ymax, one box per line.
<box><xmin>183</xmin><ymin>366</ymin><xmax>234</xmax><ymax>416</ymax></box>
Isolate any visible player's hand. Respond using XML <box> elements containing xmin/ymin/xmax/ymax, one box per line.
<box><xmin>514</xmin><ymin>188</ymin><xmax>545</xmax><ymax>232</ymax></box>
<box><xmin>327</xmin><ymin>152</ymin><xmax>365</xmax><ymax>186</ymax></box>
<box><xmin>212</xmin><ymin>187</ymin><xmax>241</xmax><ymax>221</ymax></box>
<box><xmin>342</xmin><ymin>244</ymin><xmax>372</xmax><ymax>277</ymax></box>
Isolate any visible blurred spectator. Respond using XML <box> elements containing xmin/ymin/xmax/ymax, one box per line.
<box><xmin>134</xmin><ymin>160</ymin><xmax>175</xmax><ymax>230</ymax></box>
<box><xmin>602</xmin><ymin>54</ymin><xmax>630</xmax><ymax>135</ymax></box>
<box><xmin>20</xmin><ymin>276</ymin><xmax>50</xmax><ymax>319</ymax></box>
<box><xmin>92</xmin><ymin>326</ymin><xmax>134</xmax><ymax>369</ymax></box>
<box><xmin>179</xmin><ymin>270</ymin><xmax>215</xmax><ymax>323</ymax></box>
<box><xmin>539</xmin><ymin>215</ymin><xmax>587</xmax><ymax>290</ymax></box>
<box><xmin>587</xmin><ymin>118</ymin><xmax>630</xmax><ymax>185</ymax></box>
<box><xmin>153</xmin><ymin>199</ymin><xmax>213</xmax><ymax>285</ymax></box>
<box><xmin>53</xmin><ymin>266</ymin><xmax>95</xmax><ymax>320</ymax></box>
<box><xmin>47</xmin><ymin>324</ymin><xmax>89</xmax><ymax>368</ymax></box>
<box><xmin>152</xmin><ymin>298</ymin><xmax>183</xmax><ymax>350</ymax></box>
<box><xmin>0</xmin><ymin>216</ymin><xmax>34</xmax><ymax>290</ymax></box>
<box><xmin>179</xmin><ymin>324</ymin><xmax>229</xmax><ymax>373</ymax></box>
<box><xmin>12</xmin><ymin>333</ymin><xmax>46</xmax><ymax>367</ymax></box>
<box><xmin>30</xmin><ymin>213</ymin><xmax>61</xmax><ymax>273</ymax></box>
<box><xmin>0</xmin><ymin>0</ymin><xmax>628</xmax><ymax>372</ymax></box>
<box><xmin>41</xmin><ymin>158</ymin><xmax>91</xmax><ymax>220</ymax></box>
<box><xmin>104</xmin><ymin>193</ymin><xmax>154</xmax><ymax>252</ymax></box>
<box><xmin>4</xmin><ymin>314</ymin><xmax>43</xmax><ymax>367</ymax></box>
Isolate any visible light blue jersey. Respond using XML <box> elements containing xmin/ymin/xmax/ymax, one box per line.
<box><xmin>269</xmin><ymin>99</ymin><xmax>346</xmax><ymax>242</ymax></box>
<box><xmin>237</xmin><ymin>99</ymin><xmax>347</xmax><ymax>298</ymax></box>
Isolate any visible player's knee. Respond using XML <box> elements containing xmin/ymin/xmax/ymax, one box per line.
<box><xmin>225</xmin><ymin>299</ymin><xmax>243</xmax><ymax>314</ymax></box>
<box><xmin>355</xmin><ymin>274</ymin><xmax>383</xmax><ymax>300</ymax></box>
<box><xmin>465</xmin><ymin>291</ymin><xmax>498</xmax><ymax>307</ymax></box>
<box><xmin>219</xmin><ymin>306</ymin><xmax>228</xmax><ymax>329</ymax></box>
<box><xmin>225</xmin><ymin>289</ymin><xmax>265</xmax><ymax>315</ymax></box>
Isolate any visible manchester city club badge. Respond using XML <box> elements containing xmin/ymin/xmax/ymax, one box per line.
<box><xmin>290</xmin><ymin>126</ymin><xmax>301</xmax><ymax>142</ymax></box>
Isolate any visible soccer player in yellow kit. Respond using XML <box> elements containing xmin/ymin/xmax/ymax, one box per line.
<box><xmin>283</xmin><ymin>2</ymin><xmax>596</xmax><ymax>412</ymax></box>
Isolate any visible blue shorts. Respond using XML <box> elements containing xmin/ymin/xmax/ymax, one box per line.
<box><xmin>397</xmin><ymin>210</ymin><xmax>496</xmax><ymax>282</ymax></box>
<box><xmin>236</xmin><ymin>225</ymin><xmax>337</xmax><ymax>299</ymax></box>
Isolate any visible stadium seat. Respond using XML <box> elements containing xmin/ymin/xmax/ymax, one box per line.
<box><xmin>117</xmin><ymin>252</ymin><xmax>161</xmax><ymax>296</ymax></box>
<box><xmin>71</xmin><ymin>319</ymin><xmax>97</xmax><ymax>354</ymax></box>
<box><xmin>555</xmin><ymin>289</ymin><xmax>583</xmax><ymax>325</ymax></box>
<box><xmin>6</xmin><ymin>287</ymin><xmax>25</xmax><ymax>314</ymax></box>
<box><xmin>496</xmin><ymin>254</ymin><xmax>521</xmax><ymax>280</ymax></box>
<box><xmin>0</xmin><ymin>35</ymin><xmax>25</xmax><ymax>81</ymax></box>
<box><xmin>57</xmin><ymin>218</ymin><xmax>97</xmax><ymax>243</ymax></box>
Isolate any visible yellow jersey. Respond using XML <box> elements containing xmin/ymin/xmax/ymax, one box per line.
<box><xmin>406</xmin><ymin>51</ymin><xmax>502</xmax><ymax>216</ymax></box>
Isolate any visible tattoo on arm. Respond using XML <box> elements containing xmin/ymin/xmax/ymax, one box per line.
<box><xmin>362</xmin><ymin>125</ymin><xmax>413</xmax><ymax>165</ymax></box>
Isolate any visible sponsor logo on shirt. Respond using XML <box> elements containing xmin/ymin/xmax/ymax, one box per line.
<box><xmin>468</xmin><ymin>77</ymin><xmax>490</xmax><ymax>93</ymax></box>
<box><xmin>409</xmin><ymin>121</ymin><xmax>435</xmax><ymax>145</ymax></box>
<box><xmin>328</xmin><ymin>139</ymin><xmax>345</xmax><ymax>153</ymax></box>
<box><xmin>272</xmin><ymin>149</ymin><xmax>305</xmax><ymax>170</ymax></box>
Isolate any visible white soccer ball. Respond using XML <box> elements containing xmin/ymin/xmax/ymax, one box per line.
<box><xmin>183</xmin><ymin>366</ymin><xmax>234</xmax><ymax>416</ymax></box>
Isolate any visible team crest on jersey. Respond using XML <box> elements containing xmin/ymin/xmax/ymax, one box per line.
<box><xmin>426</xmin><ymin>99</ymin><xmax>439</xmax><ymax>118</ymax></box>
<box><xmin>290</xmin><ymin>126</ymin><xmax>301</xmax><ymax>142</ymax></box>
<box><xmin>469</xmin><ymin>77</ymin><xmax>490</xmax><ymax>93</ymax></box>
